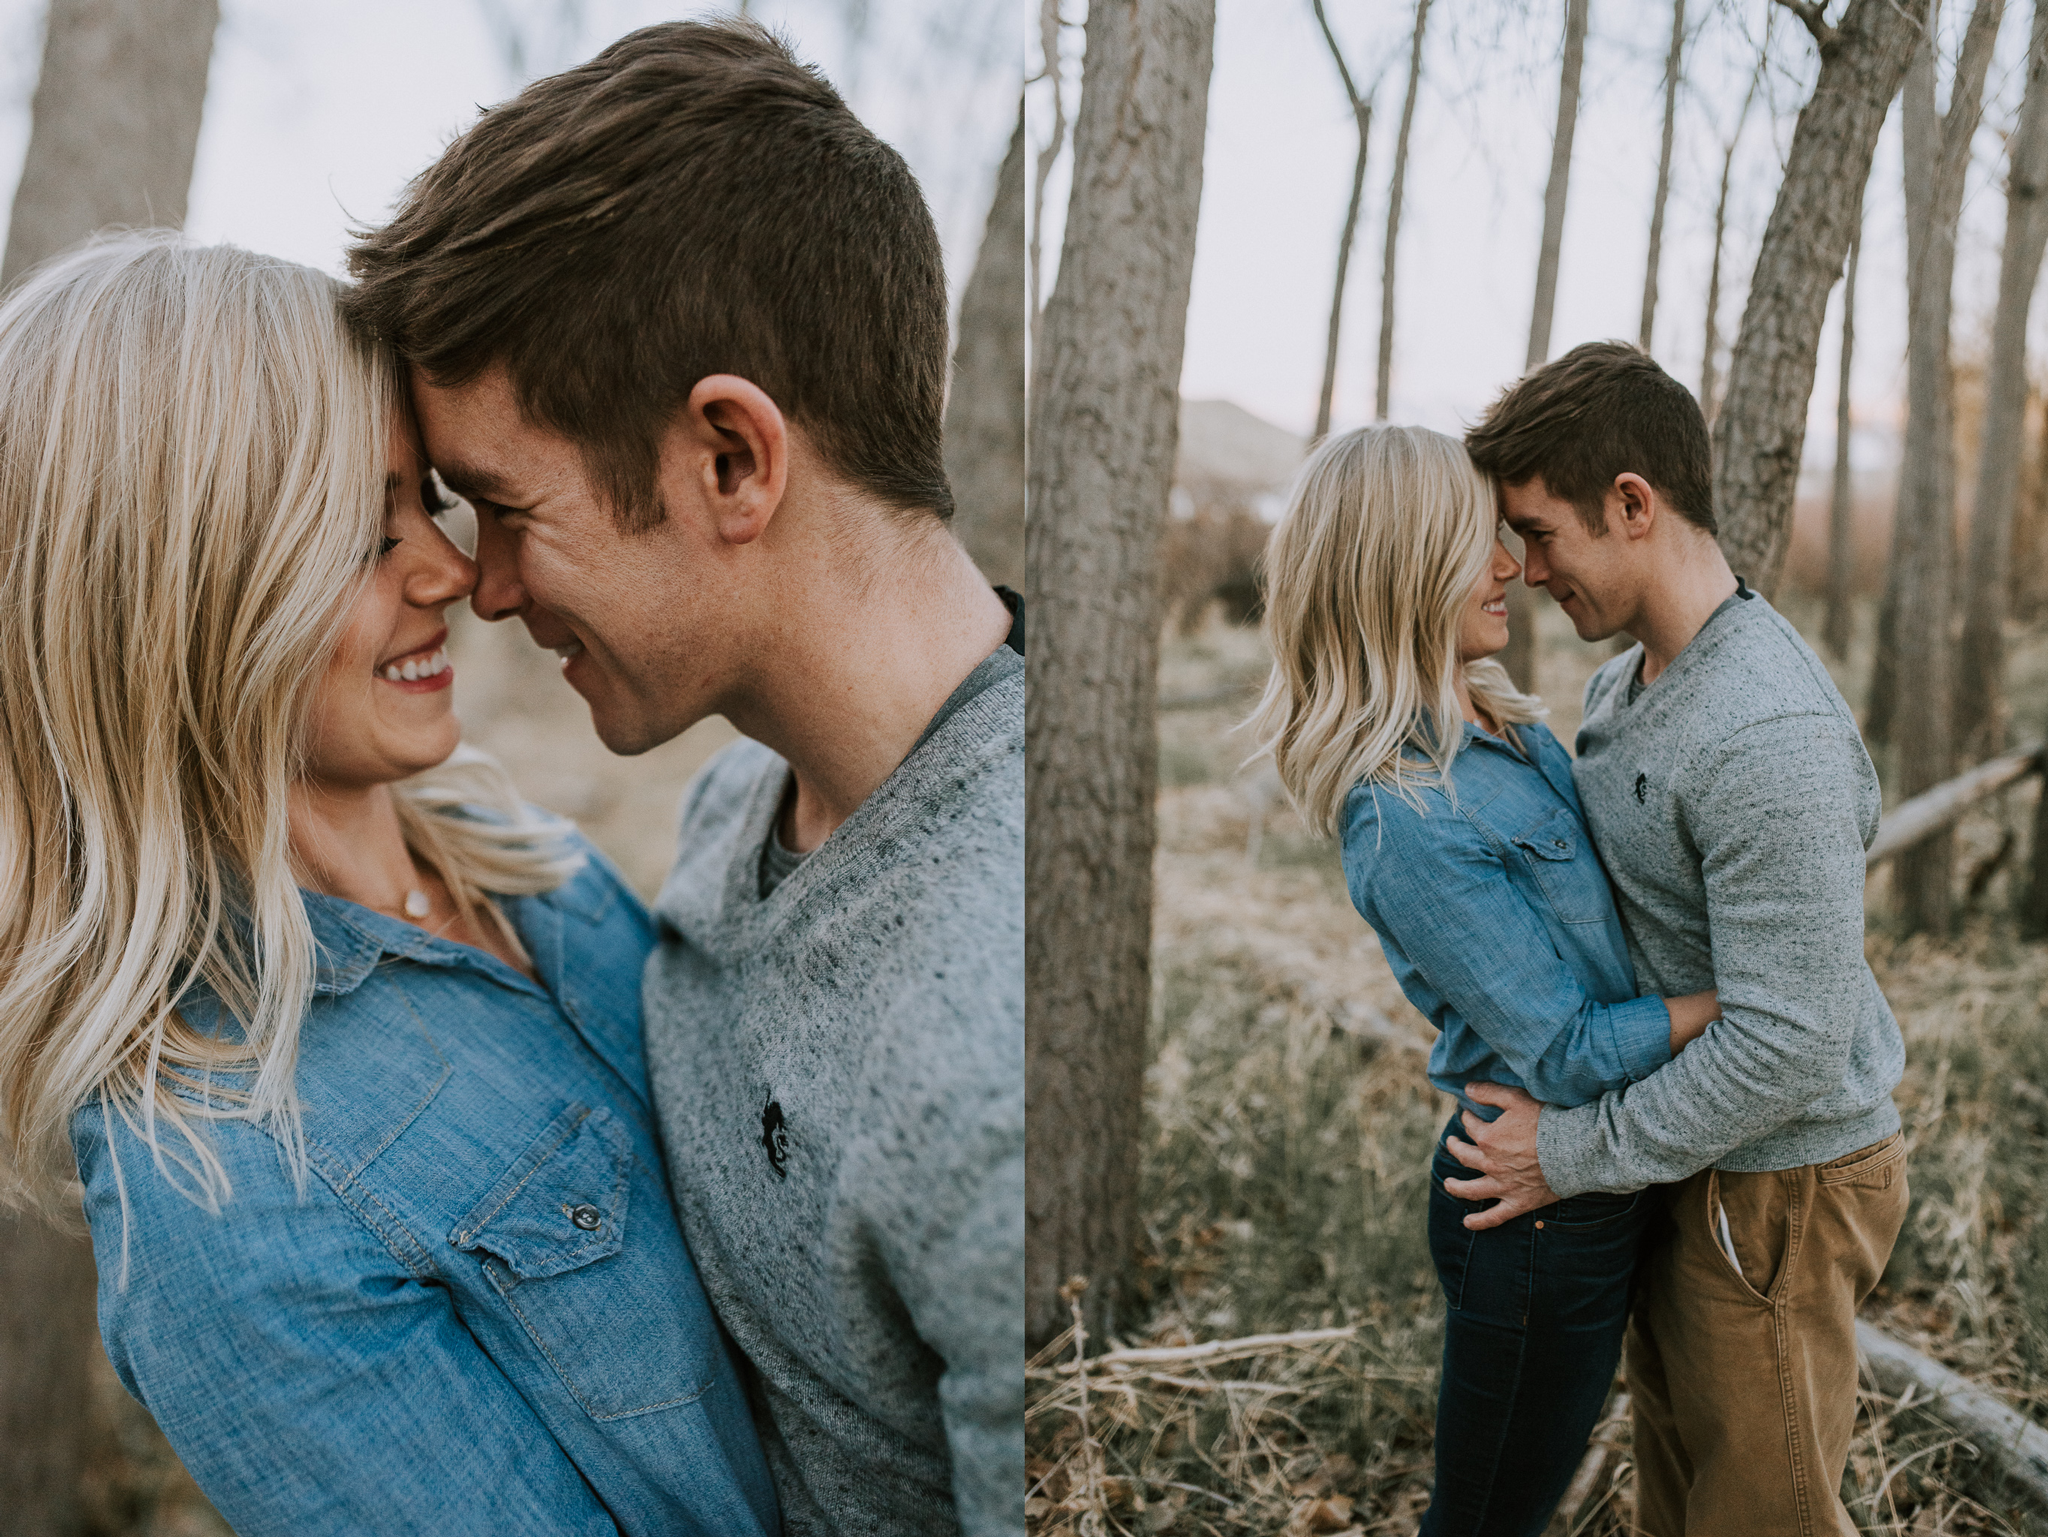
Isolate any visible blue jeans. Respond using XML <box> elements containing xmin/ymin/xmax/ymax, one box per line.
<box><xmin>1420</xmin><ymin>1119</ymin><xmax>1654</xmax><ymax>1537</ymax></box>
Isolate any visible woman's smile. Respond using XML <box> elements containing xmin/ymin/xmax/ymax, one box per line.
<box><xmin>375</xmin><ymin>631</ymin><xmax>454</xmax><ymax>691</ymax></box>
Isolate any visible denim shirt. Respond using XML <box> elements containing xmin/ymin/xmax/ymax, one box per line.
<box><xmin>1340</xmin><ymin>720</ymin><xmax>1672</xmax><ymax>1117</ymax></box>
<box><xmin>71</xmin><ymin>837</ymin><xmax>780</xmax><ymax>1537</ymax></box>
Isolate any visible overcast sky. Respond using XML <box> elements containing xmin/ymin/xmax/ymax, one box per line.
<box><xmin>1032</xmin><ymin>0</ymin><xmax>2039</xmax><ymax>475</ymax></box>
<box><xmin>0</xmin><ymin>0</ymin><xmax>1014</xmax><ymax>315</ymax></box>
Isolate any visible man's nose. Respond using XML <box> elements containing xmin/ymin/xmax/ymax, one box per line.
<box><xmin>469</xmin><ymin>515</ymin><xmax>526</xmax><ymax>622</ymax></box>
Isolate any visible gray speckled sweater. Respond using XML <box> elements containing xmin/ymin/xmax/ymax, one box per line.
<box><xmin>1537</xmin><ymin>590</ymin><xmax>1905</xmax><ymax>1197</ymax></box>
<box><xmin>643</xmin><ymin>666</ymin><xmax>1023</xmax><ymax>1537</ymax></box>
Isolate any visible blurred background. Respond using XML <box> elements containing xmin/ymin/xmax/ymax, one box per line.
<box><xmin>0</xmin><ymin>2</ymin><xmax>1014</xmax><ymax>1532</ymax></box>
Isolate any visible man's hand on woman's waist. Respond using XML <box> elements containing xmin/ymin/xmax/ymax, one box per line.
<box><xmin>1441</xmin><ymin>1082</ymin><xmax>1557</xmax><ymax>1229</ymax></box>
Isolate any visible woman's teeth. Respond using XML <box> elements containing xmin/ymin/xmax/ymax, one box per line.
<box><xmin>380</xmin><ymin>647</ymin><xmax>449</xmax><ymax>683</ymax></box>
<box><xmin>553</xmin><ymin>641</ymin><xmax>583</xmax><ymax>660</ymax></box>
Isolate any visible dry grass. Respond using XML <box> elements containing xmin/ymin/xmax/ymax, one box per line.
<box><xmin>1028</xmin><ymin>598</ymin><xmax>2048</xmax><ymax>1537</ymax></box>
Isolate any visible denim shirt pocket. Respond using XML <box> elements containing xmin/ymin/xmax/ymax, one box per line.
<box><xmin>452</xmin><ymin>1103</ymin><xmax>720</xmax><ymax>1421</ymax></box>
<box><xmin>1509</xmin><ymin>806</ymin><xmax>1609</xmax><ymax>926</ymax></box>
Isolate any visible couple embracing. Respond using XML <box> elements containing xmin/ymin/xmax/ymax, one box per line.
<box><xmin>0</xmin><ymin>20</ymin><xmax>1021</xmax><ymax>1537</ymax></box>
<box><xmin>1255</xmin><ymin>342</ymin><xmax>1908</xmax><ymax>1537</ymax></box>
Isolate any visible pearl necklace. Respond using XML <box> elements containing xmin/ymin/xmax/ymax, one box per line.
<box><xmin>402</xmin><ymin>889</ymin><xmax>431</xmax><ymax>919</ymax></box>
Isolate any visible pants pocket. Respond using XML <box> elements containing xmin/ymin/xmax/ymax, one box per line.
<box><xmin>1707</xmin><ymin>1167</ymin><xmax>1792</xmax><ymax>1304</ymax></box>
<box><xmin>1816</xmin><ymin>1132</ymin><xmax>1906</xmax><ymax>1190</ymax></box>
<box><xmin>1544</xmin><ymin>1189</ymin><xmax>1641</xmax><ymax>1229</ymax></box>
<box><xmin>1429</xmin><ymin>1150</ymin><xmax>1484</xmax><ymax>1310</ymax></box>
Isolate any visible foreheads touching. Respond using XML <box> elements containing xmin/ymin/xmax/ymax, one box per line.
<box><xmin>1464</xmin><ymin>340</ymin><xmax>1716</xmax><ymax>543</ymax></box>
<box><xmin>342</xmin><ymin>17</ymin><xmax>954</xmax><ymax>536</ymax></box>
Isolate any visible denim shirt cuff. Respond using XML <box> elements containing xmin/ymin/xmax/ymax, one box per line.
<box><xmin>1608</xmin><ymin>994</ymin><xmax>1674</xmax><ymax>1082</ymax></box>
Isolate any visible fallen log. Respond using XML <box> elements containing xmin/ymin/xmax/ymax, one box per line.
<box><xmin>1857</xmin><ymin>1320</ymin><xmax>2048</xmax><ymax>1507</ymax></box>
<box><xmin>1045</xmin><ymin>1324</ymin><xmax>1357</xmax><ymax>1375</ymax></box>
<box><xmin>1866</xmin><ymin>742</ymin><xmax>2043</xmax><ymax>870</ymax></box>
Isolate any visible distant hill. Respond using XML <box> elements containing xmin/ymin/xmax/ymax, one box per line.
<box><xmin>1176</xmin><ymin>399</ymin><xmax>1305</xmax><ymax>496</ymax></box>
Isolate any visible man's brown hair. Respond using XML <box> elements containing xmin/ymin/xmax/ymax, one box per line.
<box><xmin>1463</xmin><ymin>341</ymin><xmax>1715</xmax><ymax>536</ymax></box>
<box><xmin>344</xmin><ymin>19</ymin><xmax>951</xmax><ymax>530</ymax></box>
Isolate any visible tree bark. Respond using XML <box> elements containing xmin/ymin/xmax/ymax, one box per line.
<box><xmin>1376</xmin><ymin>0</ymin><xmax>1430</xmax><ymax>420</ymax></box>
<box><xmin>1957</xmin><ymin>0</ymin><xmax>2048</xmax><ymax>760</ymax></box>
<box><xmin>1025</xmin><ymin>0</ymin><xmax>1215</xmax><ymax>1350</ymax></box>
<box><xmin>0</xmin><ymin>1216</ymin><xmax>97</xmax><ymax>1537</ymax></box>
<box><xmin>2</xmin><ymin>0</ymin><xmax>219</xmax><ymax>287</ymax></box>
<box><xmin>1870</xmin><ymin>0</ymin><xmax>2003</xmax><ymax>935</ymax></box>
<box><xmin>1526</xmin><ymin>0</ymin><xmax>1588</xmax><ymax>373</ymax></box>
<box><xmin>1</xmin><ymin>6</ymin><xmax>217</xmax><ymax>1531</ymax></box>
<box><xmin>944</xmin><ymin>101</ymin><xmax>1027</xmax><ymax>589</ymax></box>
<box><xmin>1823</xmin><ymin>209</ymin><xmax>1862</xmax><ymax>658</ymax></box>
<box><xmin>1311</xmin><ymin>0</ymin><xmax>1370</xmax><ymax>444</ymax></box>
<box><xmin>1711</xmin><ymin>0</ymin><xmax>1925</xmax><ymax>594</ymax></box>
<box><xmin>1639</xmin><ymin>0</ymin><xmax>1685</xmax><ymax>353</ymax></box>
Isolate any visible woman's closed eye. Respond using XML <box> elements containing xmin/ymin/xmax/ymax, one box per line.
<box><xmin>422</xmin><ymin>475</ymin><xmax>457</xmax><ymax>516</ymax></box>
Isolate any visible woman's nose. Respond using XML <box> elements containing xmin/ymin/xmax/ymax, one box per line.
<box><xmin>406</xmin><ymin>526</ymin><xmax>479</xmax><ymax>607</ymax></box>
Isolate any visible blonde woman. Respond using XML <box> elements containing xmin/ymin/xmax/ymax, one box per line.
<box><xmin>0</xmin><ymin>236</ymin><xmax>777</xmax><ymax>1537</ymax></box>
<box><xmin>1251</xmin><ymin>425</ymin><xmax>1720</xmax><ymax>1536</ymax></box>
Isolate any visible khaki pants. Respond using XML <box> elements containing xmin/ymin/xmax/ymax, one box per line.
<box><xmin>1628</xmin><ymin>1134</ymin><xmax>1909</xmax><ymax>1537</ymax></box>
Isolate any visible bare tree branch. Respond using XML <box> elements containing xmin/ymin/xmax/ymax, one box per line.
<box><xmin>1310</xmin><ymin>0</ymin><xmax>1373</xmax><ymax>442</ymax></box>
<box><xmin>1029</xmin><ymin>0</ymin><xmax>1070</xmax><ymax>362</ymax></box>
<box><xmin>1772</xmin><ymin>0</ymin><xmax>1838</xmax><ymax>49</ymax></box>
<box><xmin>1640</xmin><ymin>0</ymin><xmax>1686</xmax><ymax>352</ymax></box>
<box><xmin>1377</xmin><ymin>0</ymin><xmax>1431</xmax><ymax>420</ymax></box>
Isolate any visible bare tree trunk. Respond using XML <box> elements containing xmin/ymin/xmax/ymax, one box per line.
<box><xmin>0</xmin><ymin>1219</ymin><xmax>96</xmax><ymax>1537</ymax></box>
<box><xmin>1376</xmin><ymin>0</ymin><xmax>1430</xmax><ymax>420</ymax></box>
<box><xmin>1311</xmin><ymin>0</ymin><xmax>1370</xmax><ymax>444</ymax></box>
<box><xmin>1711</xmin><ymin>0</ymin><xmax>1924</xmax><ymax>594</ymax></box>
<box><xmin>1823</xmin><ymin>209</ymin><xmax>1862</xmax><ymax>659</ymax></box>
<box><xmin>944</xmin><ymin>102</ymin><xmax>1027</xmax><ymax>588</ymax></box>
<box><xmin>1870</xmin><ymin>0</ymin><xmax>2003</xmax><ymax>936</ymax></box>
<box><xmin>1700</xmin><ymin>138</ymin><xmax>1736</xmax><ymax>424</ymax></box>
<box><xmin>1</xmin><ymin>6</ymin><xmax>217</xmax><ymax>1530</ymax></box>
<box><xmin>1502</xmin><ymin>0</ymin><xmax>1590</xmax><ymax>694</ymax></box>
<box><xmin>1700</xmin><ymin>51</ymin><xmax>1765</xmax><ymax>427</ymax></box>
<box><xmin>1025</xmin><ymin>0</ymin><xmax>1215</xmax><ymax>1351</ymax></box>
<box><xmin>2</xmin><ymin>0</ymin><xmax>218</xmax><ymax>287</ymax></box>
<box><xmin>1957</xmin><ymin>0</ymin><xmax>2048</xmax><ymax>760</ymax></box>
<box><xmin>1640</xmin><ymin>0</ymin><xmax>1685</xmax><ymax>353</ymax></box>
<box><xmin>1526</xmin><ymin>0</ymin><xmax>1588</xmax><ymax>373</ymax></box>
<box><xmin>1028</xmin><ymin>0</ymin><xmax>1069</xmax><ymax>363</ymax></box>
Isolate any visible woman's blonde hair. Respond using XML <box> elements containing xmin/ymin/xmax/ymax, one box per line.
<box><xmin>0</xmin><ymin>234</ymin><xmax>580</xmax><ymax>1222</ymax></box>
<box><xmin>1249</xmin><ymin>424</ymin><xmax>1544</xmax><ymax>838</ymax></box>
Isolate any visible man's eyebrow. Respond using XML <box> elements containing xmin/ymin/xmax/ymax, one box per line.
<box><xmin>433</xmin><ymin>462</ymin><xmax>518</xmax><ymax>501</ymax></box>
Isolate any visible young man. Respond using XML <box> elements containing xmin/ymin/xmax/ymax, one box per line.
<box><xmin>1449</xmin><ymin>342</ymin><xmax>1907</xmax><ymax>1537</ymax></box>
<box><xmin>346</xmin><ymin>22</ymin><xmax>1022</xmax><ymax>1537</ymax></box>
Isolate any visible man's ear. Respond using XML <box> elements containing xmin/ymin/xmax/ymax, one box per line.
<box><xmin>664</xmin><ymin>375</ymin><xmax>789</xmax><ymax>545</ymax></box>
<box><xmin>1612</xmin><ymin>473</ymin><xmax>1657</xmax><ymax>541</ymax></box>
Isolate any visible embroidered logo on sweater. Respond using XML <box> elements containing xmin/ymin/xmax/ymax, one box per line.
<box><xmin>1634</xmin><ymin>772</ymin><xmax>1649</xmax><ymax>804</ymax></box>
<box><xmin>760</xmin><ymin>1097</ymin><xmax>790</xmax><ymax>1179</ymax></box>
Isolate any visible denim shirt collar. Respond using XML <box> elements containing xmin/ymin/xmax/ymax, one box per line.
<box><xmin>1451</xmin><ymin>717</ymin><xmax>1579</xmax><ymax>813</ymax></box>
<box><xmin>303</xmin><ymin>888</ymin><xmax>567</xmax><ymax>1002</ymax></box>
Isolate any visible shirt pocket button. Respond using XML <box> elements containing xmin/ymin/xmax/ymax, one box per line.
<box><xmin>568</xmin><ymin>1203</ymin><xmax>603</xmax><ymax>1231</ymax></box>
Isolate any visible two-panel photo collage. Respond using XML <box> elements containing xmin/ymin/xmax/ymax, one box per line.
<box><xmin>0</xmin><ymin>1</ymin><xmax>2042</xmax><ymax>1534</ymax></box>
